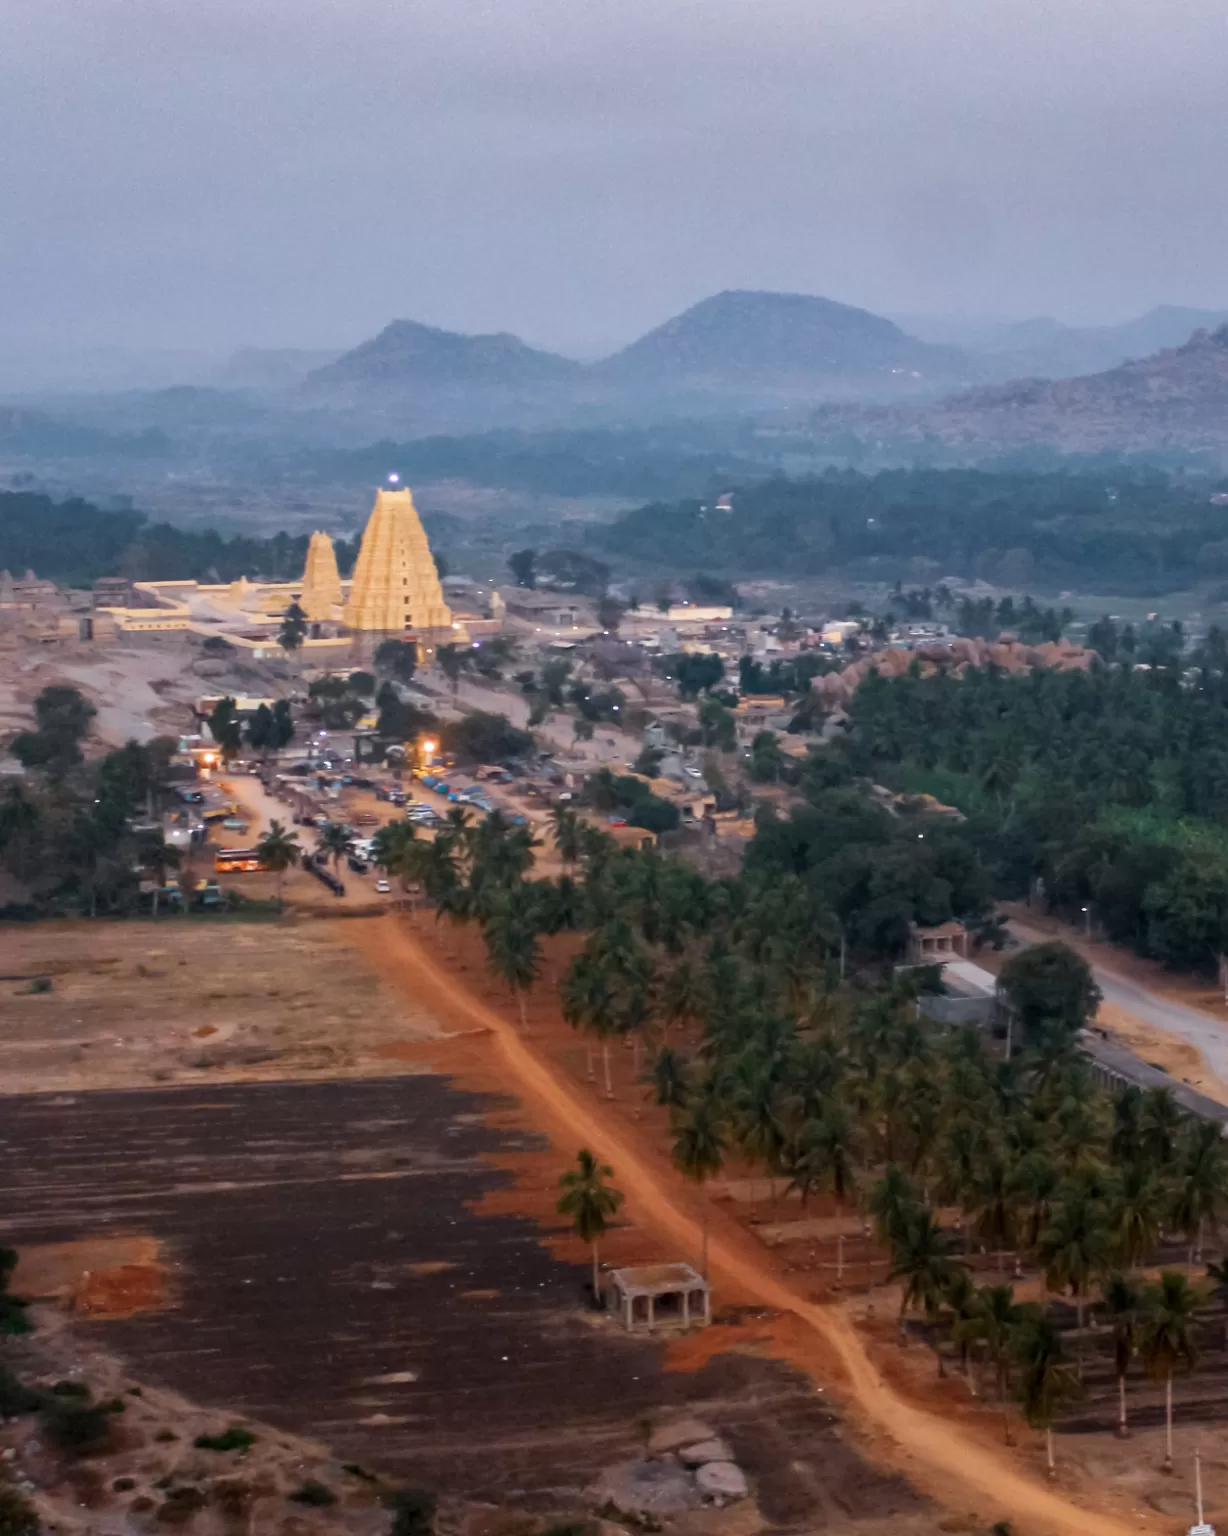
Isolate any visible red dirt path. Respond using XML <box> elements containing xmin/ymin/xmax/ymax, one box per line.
<box><xmin>346</xmin><ymin>914</ymin><xmax>1156</xmax><ymax>1536</ymax></box>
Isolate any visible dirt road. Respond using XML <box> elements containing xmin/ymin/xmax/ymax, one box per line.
<box><xmin>350</xmin><ymin>915</ymin><xmax>1148</xmax><ymax>1536</ymax></box>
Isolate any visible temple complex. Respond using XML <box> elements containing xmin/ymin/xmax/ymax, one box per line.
<box><xmin>69</xmin><ymin>483</ymin><xmax>465</xmax><ymax>656</ymax></box>
<box><xmin>344</xmin><ymin>486</ymin><xmax>453</xmax><ymax>636</ymax></box>
<box><xmin>300</xmin><ymin>531</ymin><xmax>343</xmax><ymax>622</ymax></box>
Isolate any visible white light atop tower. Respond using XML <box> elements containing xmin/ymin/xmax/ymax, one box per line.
<box><xmin>388</xmin><ymin>472</ymin><xmax>400</xmax><ymax>484</ymax></box>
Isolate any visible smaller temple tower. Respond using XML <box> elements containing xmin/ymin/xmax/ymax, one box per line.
<box><xmin>301</xmin><ymin>531</ymin><xmax>344</xmax><ymax>622</ymax></box>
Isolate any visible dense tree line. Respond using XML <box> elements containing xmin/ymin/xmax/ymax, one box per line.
<box><xmin>0</xmin><ymin>490</ymin><xmax>365</xmax><ymax>587</ymax></box>
<box><xmin>847</xmin><ymin>652</ymin><xmax>1228</xmax><ymax>971</ymax></box>
<box><xmin>598</xmin><ymin>467</ymin><xmax>1228</xmax><ymax>593</ymax></box>
<box><xmin>1</xmin><ymin>687</ymin><xmax>185</xmax><ymax>915</ymax></box>
<box><xmin>313</xmin><ymin>423</ymin><xmax>774</xmax><ymax>502</ymax></box>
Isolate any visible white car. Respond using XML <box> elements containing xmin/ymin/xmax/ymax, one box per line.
<box><xmin>375</xmin><ymin>878</ymin><xmax>391</xmax><ymax>894</ymax></box>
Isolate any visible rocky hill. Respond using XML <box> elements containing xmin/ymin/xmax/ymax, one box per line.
<box><xmin>809</xmin><ymin>324</ymin><xmax>1228</xmax><ymax>457</ymax></box>
<box><xmin>596</xmin><ymin>289</ymin><xmax>969</xmax><ymax>399</ymax></box>
<box><xmin>306</xmin><ymin>318</ymin><xmax>582</xmax><ymax>392</ymax></box>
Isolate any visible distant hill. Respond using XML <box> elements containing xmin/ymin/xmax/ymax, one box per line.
<box><xmin>305</xmin><ymin>294</ymin><xmax>971</xmax><ymax>425</ymax></box>
<box><xmin>594</xmin><ymin>290</ymin><xmax>970</xmax><ymax>398</ymax></box>
<box><xmin>306</xmin><ymin>319</ymin><xmax>581</xmax><ymax>393</ymax></box>
<box><xmin>808</xmin><ymin>323</ymin><xmax>1228</xmax><ymax>458</ymax></box>
<box><xmin>905</xmin><ymin>305</ymin><xmax>1228</xmax><ymax>382</ymax></box>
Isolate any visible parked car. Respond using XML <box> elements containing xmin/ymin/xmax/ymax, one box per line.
<box><xmin>375</xmin><ymin>878</ymin><xmax>391</xmax><ymax>894</ymax></box>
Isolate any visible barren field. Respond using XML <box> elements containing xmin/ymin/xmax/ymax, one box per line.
<box><xmin>0</xmin><ymin>915</ymin><xmax>937</xmax><ymax>1536</ymax></box>
<box><xmin>0</xmin><ymin>919</ymin><xmax>440</xmax><ymax>1093</ymax></box>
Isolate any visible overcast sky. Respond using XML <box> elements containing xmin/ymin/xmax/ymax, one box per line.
<box><xmin>4</xmin><ymin>0</ymin><xmax>1228</xmax><ymax>357</ymax></box>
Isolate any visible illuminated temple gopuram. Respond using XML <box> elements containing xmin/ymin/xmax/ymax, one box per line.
<box><xmin>343</xmin><ymin>485</ymin><xmax>453</xmax><ymax>636</ymax></box>
<box><xmin>300</xmin><ymin>530</ymin><xmax>344</xmax><ymax>622</ymax></box>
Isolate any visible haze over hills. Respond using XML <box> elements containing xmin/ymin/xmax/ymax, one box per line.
<box><xmin>902</xmin><ymin>304</ymin><xmax>1228</xmax><ymax>382</ymax></box>
<box><xmin>7</xmin><ymin>290</ymin><xmax>1228</xmax><ymax>480</ymax></box>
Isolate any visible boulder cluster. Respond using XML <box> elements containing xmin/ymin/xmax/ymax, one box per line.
<box><xmin>811</xmin><ymin>637</ymin><xmax>1095</xmax><ymax>707</ymax></box>
<box><xmin>588</xmin><ymin>1417</ymin><xmax>749</xmax><ymax>1516</ymax></box>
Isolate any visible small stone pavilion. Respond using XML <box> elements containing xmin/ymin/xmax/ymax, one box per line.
<box><xmin>606</xmin><ymin>1263</ymin><xmax>710</xmax><ymax>1333</ymax></box>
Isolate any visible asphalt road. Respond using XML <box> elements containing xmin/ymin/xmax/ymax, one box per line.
<box><xmin>1009</xmin><ymin>917</ymin><xmax>1228</xmax><ymax>1082</ymax></box>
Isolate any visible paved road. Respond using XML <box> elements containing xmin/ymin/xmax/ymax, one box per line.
<box><xmin>1010</xmin><ymin>917</ymin><xmax>1228</xmax><ymax>1081</ymax></box>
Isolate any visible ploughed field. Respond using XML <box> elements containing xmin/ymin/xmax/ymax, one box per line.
<box><xmin>0</xmin><ymin>1076</ymin><xmax>922</xmax><ymax>1526</ymax></box>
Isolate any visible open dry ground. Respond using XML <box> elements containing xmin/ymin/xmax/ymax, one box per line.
<box><xmin>0</xmin><ymin>917</ymin><xmax>935</xmax><ymax>1536</ymax></box>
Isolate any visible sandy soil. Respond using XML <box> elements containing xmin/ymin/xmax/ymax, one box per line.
<box><xmin>345</xmin><ymin>913</ymin><xmax>1211</xmax><ymax>1536</ymax></box>
<box><xmin>0</xmin><ymin>919</ymin><xmax>440</xmax><ymax>1093</ymax></box>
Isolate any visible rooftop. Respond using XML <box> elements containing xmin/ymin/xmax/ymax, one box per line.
<box><xmin>608</xmin><ymin>1262</ymin><xmax>706</xmax><ymax>1293</ymax></box>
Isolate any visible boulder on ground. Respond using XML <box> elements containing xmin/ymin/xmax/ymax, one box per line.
<box><xmin>648</xmin><ymin>1418</ymin><xmax>714</xmax><ymax>1454</ymax></box>
<box><xmin>695</xmin><ymin>1461</ymin><xmax>749</xmax><ymax>1501</ymax></box>
<box><xmin>590</xmin><ymin>1458</ymin><xmax>699</xmax><ymax>1516</ymax></box>
<box><xmin>678</xmin><ymin>1438</ymin><xmax>733</xmax><ymax>1466</ymax></box>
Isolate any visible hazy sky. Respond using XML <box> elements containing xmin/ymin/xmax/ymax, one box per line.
<box><xmin>4</xmin><ymin>0</ymin><xmax>1228</xmax><ymax>356</ymax></box>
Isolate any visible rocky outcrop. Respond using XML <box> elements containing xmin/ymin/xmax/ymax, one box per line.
<box><xmin>811</xmin><ymin>639</ymin><xmax>1096</xmax><ymax>706</ymax></box>
<box><xmin>808</xmin><ymin>324</ymin><xmax>1228</xmax><ymax>456</ymax></box>
<box><xmin>591</xmin><ymin>1418</ymin><xmax>750</xmax><ymax>1514</ymax></box>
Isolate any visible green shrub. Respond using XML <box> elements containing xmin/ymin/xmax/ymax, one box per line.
<box><xmin>0</xmin><ymin>1366</ymin><xmax>43</xmax><ymax>1416</ymax></box>
<box><xmin>289</xmin><ymin>1481</ymin><xmax>337</xmax><ymax>1507</ymax></box>
<box><xmin>193</xmin><ymin>1425</ymin><xmax>256</xmax><ymax>1453</ymax></box>
<box><xmin>24</xmin><ymin>977</ymin><xmax>51</xmax><ymax>995</ymax></box>
<box><xmin>51</xmin><ymin>1380</ymin><xmax>91</xmax><ymax>1399</ymax></box>
<box><xmin>40</xmin><ymin>1398</ymin><xmax>113</xmax><ymax>1455</ymax></box>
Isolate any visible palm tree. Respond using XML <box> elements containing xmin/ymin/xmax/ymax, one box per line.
<box><xmin>889</xmin><ymin>1208</ymin><xmax>964</xmax><ymax>1339</ymax></box>
<box><xmin>481</xmin><ymin>896</ymin><xmax>541</xmax><ymax>1031</ymax></box>
<box><xmin>1170</xmin><ymin>1118</ymin><xmax>1228</xmax><ymax>1272</ymax></box>
<box><xmin>647</xmin><ymin>1045</ymin><xmax>690</xmax><ymax>1109</ymax></box>
<box><xmin>557</xmin><ymin>1148</ymin><xmax>625</xmax><ymax>1301</ymax></box>
<box><xmin>550</xmin><ymin>804</ymin><xmax>585</xmax><ymax>868</ymax></box>
<box><xmin>1140</xmin><ymin>1087</ymin><xmax>1184</xmax><ymax>1171</ymax></box>
<box><xmin>730</xmin><ymin>1057</ymin><xmax>788</xmax><ymax>1207</ymax></box>
<box><xmin>1139</xmin><ymin>1269</ymin><xmax>1202</xmax><ymax>1472</ymax></box>
<box><xmin>1205</xmin><ymin>1255</ymin><xmax>1228</xmax><ymax>1347</ymax></box>
<box><xmin>967</xmin><ymin>1150</ymin><xmax>1017</xmax><ymax>1273</ymax></box>
<box><xmin>870</xmin><ymin>1165</ymin><xmax>921</xmax><ymax>1251</ymax></box>
<box><xmin>783</xmin><ymin>1105</ymin><xmax>860</xmax><ymax>1211</ymax></box>
<box><xmin>255</xmin><ymin>819</ymin><xmax>300</xmax><ymax>909</ymax></box>
<box><xmin>672</xmin><ymin>1096</ymin><xmax>727</xmax><ymax>1279</ymax></box>
<box><xmin>660</xmin><ymin>957</ymin><xmax>711</xmax><ymax>1038</ymax></box>
<box><xmin>1037</xmin><ymin>1188</ymin><xmax>1111</xmax><ymax>1362</ymax></box>
<box><xmin>1101</xmin><ymin>1272</ymin><xmax>1141</xmax><ymax>1438</ymax></box>
<box><xmin>962</xmin><ymin>1284</ymin><xmax>1024</xmax><ymax>1439</ymax></box>
<box><xmin>1013</xmin><ymin>1314</ymin><xmax>1082</xmax><ymax>1476</ymax></box>
<box><xmin>316</xmin><ymin>820</ymin><xmax>354</xmax><ymax>875</ymax></box>
<box><xmin>942</xmin><ymin>1268</ymin><xmax>982</xmax><ymax>1381</ymax></box>
<box><xmin>1008</xmin><ymin>1149</ymin><xmax>1061</xmax><ymax>1256</ymax></box>
<box><xmin>1111</xmin><ymin>1085</ymin><xmax>1146</xmax><ymax>1165</ymax></box>
<box><xmin>1107</xmin><ymin>1161</ymin><xmax>1164</xmax><ymax>1270</ymax></box>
